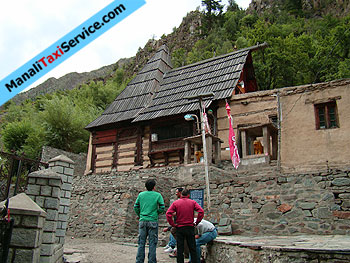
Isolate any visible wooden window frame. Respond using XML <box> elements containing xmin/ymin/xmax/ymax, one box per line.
<box><xmin>314</xmin><ymin>101</ymin><xmax>339</xmax><ymax>130</ymax></box>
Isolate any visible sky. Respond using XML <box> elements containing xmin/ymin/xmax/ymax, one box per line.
<box><xmin>0</xmin><ymin>0</ymin><xmax>251</xmax><ymax>94</ymax></box>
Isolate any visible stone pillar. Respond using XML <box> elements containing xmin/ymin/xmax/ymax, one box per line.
<box><xmin>241</xmin><ymin>130</ymin><xmax>247</xmax><ymax>158</ymax></box>
<box><xmin>263</xmin><ymin>126</ymin><xmax>271</xmax><ymax>156</ymax></box>
<box><xmin>184</xmin><ymin>141</ymin><xmax>191</xmax><ymax>165</ymax></box>
<box><xmin>214</xmin><ymin>140</ymin><xmax>221</xmax><ymax>164</ymax></box>
<box><xmin>1</xmin><ymin>193</ymin><xmax>46</xmax><ymax>263</ymax></box>
<box><xmin>26</xmin><ymin>168</ymin><xmax>63</xmax><ymax>263</ymax></box>
<box><xmin>206</xmin><ymin>135</ymin><xmax>213</xmax><ymax>164</ymax></box>
<box><xmin>48</xmin><ymin>155</ymin><xmax>74</xmax><ymax>245</ymax></box>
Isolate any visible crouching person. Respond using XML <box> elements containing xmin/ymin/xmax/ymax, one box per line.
<box><xmin>190</xmin><ymin>218</ymin><xmax>218</xmax><ymax>263</ymax></box>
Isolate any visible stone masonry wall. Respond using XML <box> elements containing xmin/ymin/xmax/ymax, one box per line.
<box><xmin>206</xmin><ymin>241</ymin><xmax>350</xmax><ymax>263</ymax></box>
<box><xmin>67</xmin><ymin>167</ymin><xmax>180</xmax><ymax>242</ymax></box>
<box><xmin>67</xmin><ymin>163</ymin><xmax>350</xmax><ymax>240</ymax></box>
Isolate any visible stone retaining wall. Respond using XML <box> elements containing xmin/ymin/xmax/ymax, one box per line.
<box><xmin>67</xmin><ymin>164</ymin><xmax>350</xmax><ymax>239</ymax></box>
<box><xmin>67</xmin><ymin>167</ymin><xmax>180</xmax><ymax>242</ymax></box>
<box><xmin>206</xmin><ymin>241</ymin><xmax>350</xmax><ymax>263</ymax></box>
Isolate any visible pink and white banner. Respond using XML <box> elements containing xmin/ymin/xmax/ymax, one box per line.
<box><xmin>226</xmin><ymin>102</ymin><xmax>240</xmax><ymax>169</ymax></box>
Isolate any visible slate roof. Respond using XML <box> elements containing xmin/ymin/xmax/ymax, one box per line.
<box><xmin>85</xmin><ymin>45</ymin><xmax>173</xmax><ymax>129</ymax></box>
<box><xmin>86</xmin><ymin>43</ymin><xmax>266</xmax><ymax>129</ymax></box>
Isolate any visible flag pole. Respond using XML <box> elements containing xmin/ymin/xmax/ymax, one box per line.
<box><xmin>185</xmin><ymin>92</ymin><xmax>214</xmax><ymax>210</ymax></box>
<box><xmin>199</xmin><ymin>97</ymin><xmax>211</xmax><ymax>210</ymax></box>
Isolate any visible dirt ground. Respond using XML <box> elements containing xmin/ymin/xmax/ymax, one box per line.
<box><xmin>64</xmin><ymin>236</ymin><xmax>179</xmax><ymax>263</ymax></box>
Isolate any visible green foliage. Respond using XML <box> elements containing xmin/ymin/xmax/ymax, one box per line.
<box><xmin>2</xmin><ymin>121</ymin><xmax>33</xmax><ymax>154</ymax></box>
<box><xmin>1</xmin><ymin>5</ymin><xmax>349</xmax><ymax>159</ymax></box>
<box><xmin>41</xmin><ymin>96</ymin><xmax>94</xmax><ymax>153</ymax></box>
<box><xmin>172</xmin><ymin>48</ymin><xmax>187</xmax><ymax>68</ymax></box>
<box><xmin>201</xmin><ymin>0</ymin><xmax>224</xmax><ymax>33</ymax></box>
<box><xmin>0</xmin><ymin>68</ymin><xmax>128</xmax><ymax>158</ymax></box>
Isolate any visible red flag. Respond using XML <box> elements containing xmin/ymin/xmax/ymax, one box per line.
<box><xmin>226</xmin><ymin>102</ymin><xmax>240</xmax><ymax>169</ymax></box>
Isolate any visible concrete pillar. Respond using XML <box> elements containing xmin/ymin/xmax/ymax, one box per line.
<box><xmin>184</xmin><ymin>141</ymin><xmax>191</xmax><ymax>165</ymax></box>
<box><xmin>26</xmin><ymin>168</ymin><xmax>63</xmax><ymax>263</ymax></box>
<box><xmin>1</xmin><ymin>193</ymin><xmax>46</xmax><ymax>263</ymax></box>
<box><xmin>48</xmin><ymin>155</ymin><xmax>74</xmax><ymax>245</ymax></box>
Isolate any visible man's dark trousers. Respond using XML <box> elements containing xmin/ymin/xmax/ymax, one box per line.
<box><xmin>176</xmin><ymin>226</ymin><xmax>197</xmax><ymax>263</ymax></box>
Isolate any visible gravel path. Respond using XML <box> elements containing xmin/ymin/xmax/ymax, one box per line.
<box><xmin>64</xmin><ymin>237</ymin><xmax>178</xmax><ymax>263</ymax></box>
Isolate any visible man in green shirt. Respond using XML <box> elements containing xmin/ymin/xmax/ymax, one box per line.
<box><xmin>134</xmin><ymin>179</ymin><xmax>165</xmax><ymax>263</ymax></box>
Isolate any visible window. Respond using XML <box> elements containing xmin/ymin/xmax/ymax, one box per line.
<box><xmin>314</xmin><ymin>101</ymin><xmax>339</xmax><ymax>129</ymax></box>
<box><xmin>153</xmin><ymin>123</ymin><xmax>192</xmax><ymax>141</ymax></box>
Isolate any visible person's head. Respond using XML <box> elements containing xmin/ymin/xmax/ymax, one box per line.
<box><xmin>145</xmin><ymin>179</ymin><xmax>156</xmax><ymax>191</ymax></box>
<box><xmin>181</xmin><ymin>188</ymin><xmax>190</xmax><ymax>197</ymax></box>
<box><xmin>175</xmin><ymin>187</ymin><xmax>183</xmax><ymax>198</ymax></box>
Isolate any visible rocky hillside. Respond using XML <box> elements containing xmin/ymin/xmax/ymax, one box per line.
<box><xmin>248</xmin><ymin>0</ymin><xmax>350</xmax><ymax>17</ymax></box>
<box><xmin>11</xmin><ymin>62</ymin><xmax>118</xmax><ymax>105</ymax></box>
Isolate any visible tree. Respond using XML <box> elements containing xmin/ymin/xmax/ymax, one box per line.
<box><xmin>2</xmin><ymin>121</ymin><xmax>33</xmax><ymax>154</ymax></box>
<box><xmin>201</xmin><ymin>0</ymin><xmax>224</xmax><ymax>33</ymax></box>
<box><xmin>41</xmin><ymin>97</ymin><xmax>96</xmax><ymax>153</ymax></box>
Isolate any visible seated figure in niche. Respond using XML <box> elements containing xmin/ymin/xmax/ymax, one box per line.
<box><xmin>253</xmin><ymin>140</ymin><xmax>263</xmax><ymax>155</ymax></box>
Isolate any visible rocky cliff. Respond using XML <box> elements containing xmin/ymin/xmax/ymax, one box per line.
<box><xmin>248</xmin><ymin>0</ymin><xmax>350</xmax><ymax>17</ymax></box>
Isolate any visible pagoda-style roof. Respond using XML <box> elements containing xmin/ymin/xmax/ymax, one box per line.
<box><xmin>86</xmin><ymin>43</ymin><xmax>267</xmax><ymax>130</ymax></box>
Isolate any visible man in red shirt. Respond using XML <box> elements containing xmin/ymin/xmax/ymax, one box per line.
<box><xmin>166</xmin><ymin>189</ymin><xmax>204</xmax><ymax>263</ymax></box>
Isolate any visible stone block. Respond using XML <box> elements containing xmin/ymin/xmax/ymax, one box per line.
<box><xmin>313</xmin><ymin>207</ymin><xmax>332</xmax><ymax>219</ymax></box>
<box><xmin>51</xmin><ymin>165</ymin><xmax>64</xmax><ymax>174</ymax></box>
<box><xmin>219</xmin><ymin>218</ymin><xmax>231</xmax><ymax>226</ymax></box>
<box><xmin>11</xmin><ymin>228</ymin><xmax>40</xmax><ymax>248</ymax></box>
<box><xmin>56</xmin><ymin>228</ymin><xmax>66</xmax><ymax>237</ymax></box>
<box><xmin>332</xmin><ymin>178</ymin><xmax>350</xmax><ymax>186</ymax></box>
<box><xmin>339</xmin><ymin>193</ymin><xmax>350</xmax><ymax>199</ymax></box>
<box><xmin>64</xmin><ymin>167</ymin><xmax>74</xmax><ymax>176</ymax></box>
<box><xmin>217</xmin><ymin>225</ymin><xmax>232</xmax><ymax>235</ymax></box>
<box><xmin>22</xmin><ymin>215</ymin><xmax>45</xmax><ymax>228</ymax></box>
<box><xmin>60</xmin><ymin>197</ymin><xmax>70</xmax><ymax>206</ymax></box>
<box><xmin>26</xmin><ymin>184</ymin><xmax>40</xmax><ymax>196</ymax></box>
<box><xmin>43</xmin><ymin>220</ymin><xmax>57</xmax><ymax>232</ymax></box>
<box><xmin>342</xmin><ymin>200</ymin><xmax>350</xmax><ymax>208</ymax></box>
<box><xmin>61</xmin><ymin>174</ymin><xmax>68</xmax><ymax>183</ymax></box>
<box><xmin>64</xmin><ymin>191</ymin><xmax>72</xmax><ymax>198</ymax></box>
<box><xmin>62</xmin><ymin>183</ymin><xmax>72</xmax><ymax>191</ymax></box>
<box><xmin>42</xmin><ymin>231</ymin><xmax>56</xmax><ymax>244</ymax></box>
<box><xmin>44</xmin><ymin>197</ymin><xmax>60</xmax><ymax>209</ymax></box>
<box><xmin>49</xmin><ymin>178</ymin><xmax>62</xmax><ymax>187</ymax></box>
<box><xmin>28</xmin><ymin>177</ymin><xmax>36</xmax><ymax>185</ymax></box>
<box><xmin>39</xmin><ymin>255</ymin><xmax>54</xmax><ymax>263</ymax></box>
<box><xmin>67</xmin><ymin>176</ymin><xmax>73</xmax><ymax>183</ymax></box>
<box><xmin>11</xmin><ymin>215</ymin><xmax>22</xmax><ymax>227</ymax></box>
<box><xmin>12</xmin><ymin>247</ymin><xmax>41</xmax><ymax>263</ymax></box>
<box><xmin>35</xmin><ymin>196</ymin><xmax>45</xmax><ymax>208</ymax></box>
<box><xmin>59</xmin><ymin>236</ymin><xmax>65</xmax><ymax>244</ymax></box>
<box><xmin>40</xmin><ymin>243</ymin><xmax>55</xmax><ymax>256</ymax></box>
<box><xmin>64</xmin><ymin>206</ymin><xmax>70</xmax><ymax>214</ymax></box>
<box><xmin>297</xmin><ymin>202</ymin><xmax>317</xmax><ymax>210</ymax></box>
<box><xmin>61</xmin><ymin>221</ymin><xmax>68</xmax><ymax>230</ymax></box>
<box><xmin>278</xmin><ymin>203</ymin><xmax>292</xmax><ymax>213</ymax></box>
<box><xmin>52</xmin><ymin>187</ymin><xmax>61</xmax><ymax>198</ymax></box>
<box><xmin>40</xmin><ymin>185</ymin><xmax>52</xmax><ymax>197</ymax></box>
<box><xmin>333</xmin><ymin>211</ymin><xmax>350</xmax><ymax>219</ymax></box>
<box><xmin>37</xmin><ymin>178</ymin><xmax>48</xmax><ymax>186</ymax></box>
<box><xmin>46</xmin><ymin>209</ymin><xmax>58</xmax><ymax>221</ymax></box>
<box><xmin>58</xmin><ymin>213</ymin><xmax>68</xmax><ymax>221</ymax></box>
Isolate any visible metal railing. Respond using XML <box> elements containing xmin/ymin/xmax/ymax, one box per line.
<box><xmin>0</xmin><ymin>151</ymin><xmax>49</xmax><ymax>202</ymax></box>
